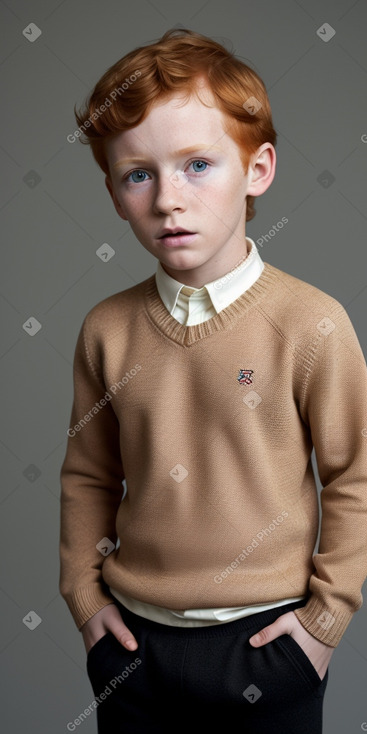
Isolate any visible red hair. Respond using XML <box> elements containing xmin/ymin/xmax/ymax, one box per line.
<box><xmin>73</xmin><ymin>28</ymin><xmax>277</xmax><ymax>221</ymax></box>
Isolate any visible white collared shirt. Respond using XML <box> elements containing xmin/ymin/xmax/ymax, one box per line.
<box><xmin>155</xmin><ymin>237</ymin><xmax>264</xmax><ymax>326</ymax></box>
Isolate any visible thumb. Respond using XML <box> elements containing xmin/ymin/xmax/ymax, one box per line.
<box><xmin>249</xmin><ymin>612</ymin><xmax>293</xmax><ymax>647</ymax></box>
<box><xmin>109</xmin><ymin>620</ymin><xmax>138</xmax><ymax>651</ymax></box>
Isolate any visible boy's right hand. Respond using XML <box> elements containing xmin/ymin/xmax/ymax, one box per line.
<box><xmin>80</xmin><ymin>603</ymin><xmax>138</xmax><ymax>654</ymax></box>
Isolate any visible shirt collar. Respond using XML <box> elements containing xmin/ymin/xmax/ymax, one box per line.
<box><xmin>155</xmin><ymin>237</ymin><xmax>264</xmax><ymax>315</ymax></box>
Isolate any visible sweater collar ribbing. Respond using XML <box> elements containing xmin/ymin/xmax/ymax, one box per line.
<box><xmin>144</xmin><ymin>261</ymin><xmax>278</xmax><ymax>346</ymax></box>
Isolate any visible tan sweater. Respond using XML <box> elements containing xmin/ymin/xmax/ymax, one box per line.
<box><xmin>59</xmin><ymin>260</ymin><xmax>367</xmax><ymax>646</ymax></box>
<box><xmin>110</xmin><ymin>239</ymin><xmax>305</xmax><ymax>626</ymax></box>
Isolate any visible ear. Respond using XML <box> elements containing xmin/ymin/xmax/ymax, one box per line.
<box><xmin>246</xmin><ymin>143</ymin><xmax>276</xmax><ymax>197</ymax></box>
<box><xmin>105</xmin><ymin>176</ymin><xmax>128</xmax><ymax>220</ymax></box>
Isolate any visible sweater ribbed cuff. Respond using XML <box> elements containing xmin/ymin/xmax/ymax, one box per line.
<box><xmin>294</xmin><ymin>596</ymin><xmax>354</xmax><ymax>647</ymax></box>
<box><xmin>64</xmin><ymin>584</ymin><xmax>117</xmax><ymax>630</ymax></box>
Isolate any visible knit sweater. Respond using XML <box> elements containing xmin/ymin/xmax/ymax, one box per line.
<box><xmin>59</xmin><ymin>259</ymin><xmax>367</xmax><ymax>646</ymax></box>
<box><xmin>110</xmin><ymin>239</ymin><xmax>305</xmax><ymax>626</ymax></box>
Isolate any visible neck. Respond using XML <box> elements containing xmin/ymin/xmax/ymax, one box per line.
<box><xmin>160</xmin><ymin>240</ymin><xmax>250</xmax><ymax>288</ymax></box>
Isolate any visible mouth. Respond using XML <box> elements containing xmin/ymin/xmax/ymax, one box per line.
<box><xmin>158</xmin><ymin>232</ymin><xmax>198</xmax><ymax>247</ymax></box>
<box><xmin>158</xmin><ymin>227</ymin><xmax>196</xmax><ymax>247</ymax></box>
<box><xmin>158</xmin><ymin>227</ymin><xmax>194</xmax><ymax>238</ymax></box>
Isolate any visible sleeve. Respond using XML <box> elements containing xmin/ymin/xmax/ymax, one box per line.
<box><xmin>59</xmin><ymin>314</ymin><xmax>125</xmax><ymax>629</ymax></box>
<box><xmin>294</xmin><ymin>301</ymin><xmax>367</xmax><ymax>646</ymax></box>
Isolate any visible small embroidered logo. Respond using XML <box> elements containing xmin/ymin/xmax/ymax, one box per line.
<box><xmin>237</xmin><ymin>369</ymin><xmax>254</xmax><ymax>385</ymax></box>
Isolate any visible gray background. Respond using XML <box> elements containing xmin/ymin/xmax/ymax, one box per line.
<box><xmin>1</xmin><ymin>0</ymin><xmax>366</xmax><ymax>731</ymax></box>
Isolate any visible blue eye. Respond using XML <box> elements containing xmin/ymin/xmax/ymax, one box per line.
<box><xmin>128</xmin><ymin>170</ymin><xmax>148</xmax><ymax>183</ymax></box>
<box><xmin>191</xmin><ymin>160</ymin><xmax>208</xmax><ymax>172</ymax></box>
<box><xmin>124</xmin><ymin>159</ymin><xmax>209</xmax><ymax>184</ymax></box>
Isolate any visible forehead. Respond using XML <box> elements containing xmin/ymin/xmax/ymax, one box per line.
<box><xmin>105</xmin><ymin>83</ymin><xmax>233</xmax><ymax>164</ymax></box>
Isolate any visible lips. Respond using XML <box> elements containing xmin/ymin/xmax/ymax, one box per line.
<box><xmin>159</xmin><ymin>231</ymin><xmax>198</xmax><ymax>247</ymax></box>
<box><xmin>164</xmin><ymin>232</ymin><xmax>189</xmax><ymax>237</ymax></box>
<box><xmin>158</xmin><ymin>227</ymin><xmax>194</xmax><ymax>238</ymax></box>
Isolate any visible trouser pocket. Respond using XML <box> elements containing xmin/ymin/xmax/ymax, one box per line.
<box><xmin>275</xmin><ymin>633</ymin><xmax>329</xmax><ymax>693</ymax></box>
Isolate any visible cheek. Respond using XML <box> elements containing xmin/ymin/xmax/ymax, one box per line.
<box><xmin>215</xmin><ymin>179</ymin><xmax>247</xmax><ymax>212</ymax></box>
<box><xmin>193</xmin><ymin>181</ymin><xmax>224</xmax><ymax>207</ymax></box>
<box><xmin>199</xmin><ymin>181</ymin><xmax>246</xmax><ymax>230</ymax></box>
<box><xmin>198</xmin><ymin>185</ymin><xmax>233</xmax><ymax>216</ymax></box>
<box><xmin>120</xmin><ymin>190</ymin><xmax>151</xmax><ymax>218</ymax></box>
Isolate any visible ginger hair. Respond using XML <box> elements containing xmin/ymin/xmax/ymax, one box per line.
<box><xmin>73</xmin><ymin>28</ymin><xmax>277</xmax><ymax>221</ymax></box>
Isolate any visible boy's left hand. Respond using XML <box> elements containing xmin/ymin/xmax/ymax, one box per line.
<box><xmin>249</xmin><ymin>610</ymin><xmax>334</xmax><ymax>681</ymax></box>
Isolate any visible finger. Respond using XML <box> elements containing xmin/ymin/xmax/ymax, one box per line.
<box><xmin>249</xmin><ymin>612</ymin><xmax>293</xmax><ymax>647</ymax></box>
<box><xmin>109</xmin><ymin>621</ymin><xmax>138</xmax><ymax>651</ymax></box>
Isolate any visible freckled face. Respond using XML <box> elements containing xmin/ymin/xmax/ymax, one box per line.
<box><xmin>104</xmin><ymin>84</ymin><xmax>274</xmax><ymax>285</ymax></box>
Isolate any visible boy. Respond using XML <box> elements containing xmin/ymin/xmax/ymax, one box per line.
<box><xmin>60</xmin><ymin>28</ymin><xmax>367</xmax><ymax>733</ymax></box>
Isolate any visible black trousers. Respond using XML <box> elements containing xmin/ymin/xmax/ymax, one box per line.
<box><xmin>86</xmin><ymin>597</ymin><xmax>329</xmax><ymax>733</ymax></box>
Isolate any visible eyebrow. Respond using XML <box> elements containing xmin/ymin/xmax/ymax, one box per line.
<box><xmin>112</xmin><ymin>145</ymin><xmax>223</xmax><ymax>170</ymax></box>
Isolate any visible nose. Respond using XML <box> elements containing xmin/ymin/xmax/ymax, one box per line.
<box><xmin>153</xmin><ymin>170</ymin><xmax>188</xmax><ymax>214</ymax></box>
